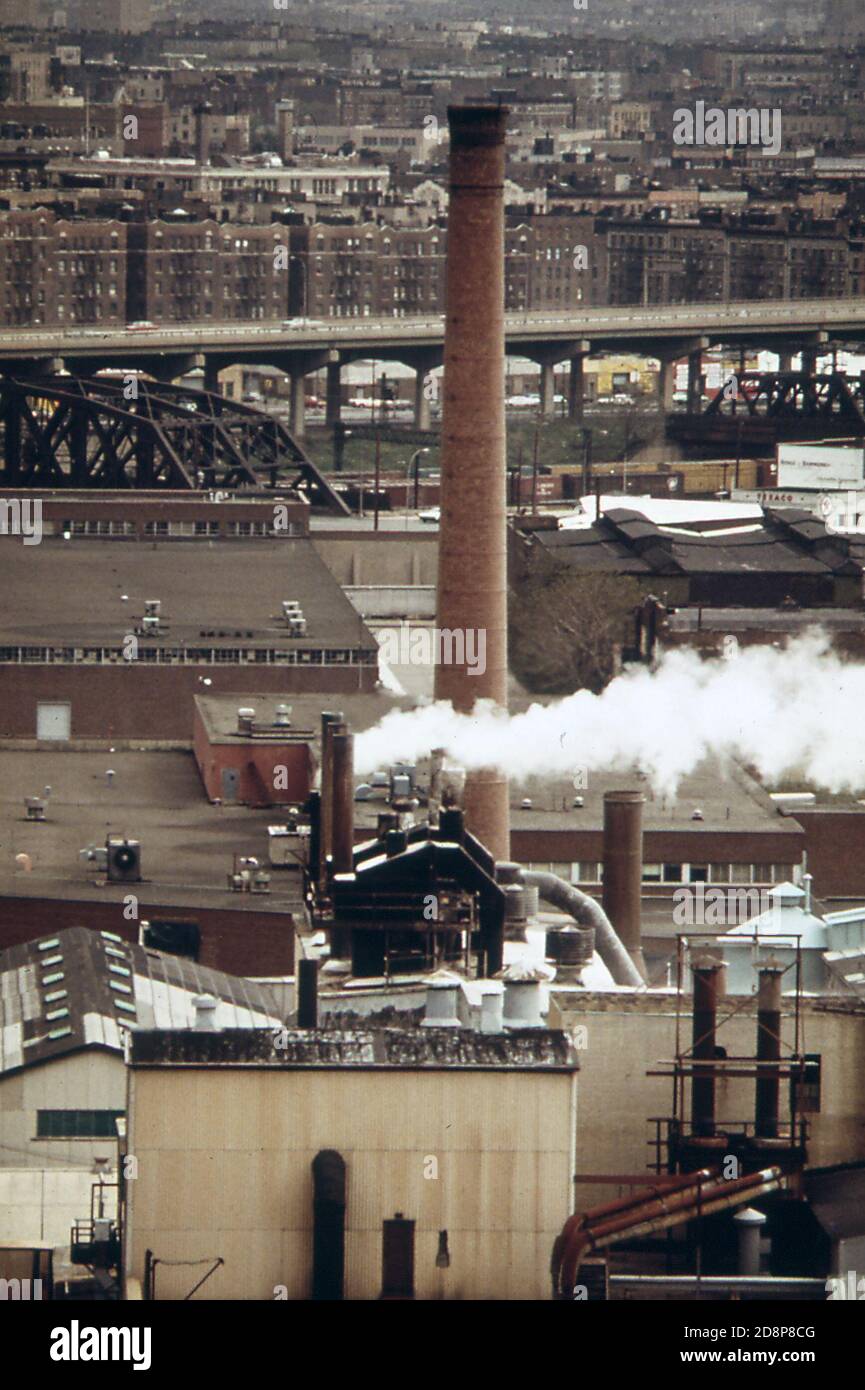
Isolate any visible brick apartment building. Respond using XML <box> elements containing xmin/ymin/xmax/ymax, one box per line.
<box><xmin>0</xmin><ymin>210</ymin><xmax>126</xmax><ymax>328</ymax></box>
<box><xmin>126</xmin><ymin>219</ymin><xmax>288</xmax><ymax>323</ymax></box>
<box><xmin>0</xmin><ymin>203</ymin><xmax>861</xmax><ymax>329</ymax></box>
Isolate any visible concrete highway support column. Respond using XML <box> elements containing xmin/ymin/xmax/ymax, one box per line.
<box><xmin>778</xmin><ymin>351</ymin><xmax>793</xmax><ymax>372</ymax></box>
<box><xmin>403</xmin><ymin>350</ymin><xmax>442</xmax><ymax>429</ymax></box>
<box><xmin>656</xmin><ymin>357</ymin><xmax>677</xmax><ymax>411</ymax></box>
<box><xmin>203</xmin><ymin>360</ymin><xmax>221</xmax><ymax>395</ymax></box>
<box><xmin>539</xmin><ymin>358</ymin><xmax>557</xmax><ymax>417</ymax></box>
<box><xmin>289</xmin><ymin>371</ymin><xmax>307</xmax><ymax>438</ymax></box>
<box><xmin>435</xmin><ymin>104</ymin><xmax>510</xmax><ymax>863</ymax></box>
<box><xmin>687</xmin><ymin>349</ymin><xmax>704</xmax><ymax>413</ymax></box>
<box><xmin>414</xmin><ymin>366</ymin><xmax>432</xmax><ymax>429</ymax></box>
<box><xmin>325</xmin><ymin>360</ymin><xmax>342</xmax><ymax>427</ymax></box>
<box><xmin>568</xmin><ymin>347</ymin><xmax>591</xmax><ymax>422</ymax></box>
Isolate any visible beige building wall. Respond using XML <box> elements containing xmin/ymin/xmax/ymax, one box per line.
<box><xmin>312</xmin><ymin>535</ymin><xmax>439</xmax><ymax>588</ymax></box>
<box><xmin>0</xmin><ymin>1051</ymin><xmax>124</xmax><ymax>1171</ymax></box>
<box><xmin>125</xmin><ymin>1067</ymin><xmax>576</xmax><ymax>1301</ymax></box>
<box><xmin>0</xmin><ymin>1167</ymin><xmax>117</xmax><ymax>1251</ymax></box>
<box><xmin>554</xmin><ymin>994</ymin><xmax>865</xmax><ymax>1211</ymax></box>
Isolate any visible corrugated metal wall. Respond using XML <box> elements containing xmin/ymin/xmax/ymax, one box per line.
<box><xmin>125</xmin><ymin>1068</ymin><xmax>574</xmax><ymax>1301</ymax></box>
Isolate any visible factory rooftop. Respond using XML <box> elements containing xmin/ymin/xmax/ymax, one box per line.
<box><xmin>508</xmin><ymin>758</ymin><xmax>805</xmax><ymax>837</ymax></box>
<box><xmin>0</xmin><ymin>927</ymin><xmax>283</xmax><ymax>1078</ymax></box>
<box><xmin>0</xmin><ymin>539</ymin><xmax>376</xmax><ymax>656</ymax></box>
<box><xmin>532</xmin><ymin>508</ymin><xmax>865</xmax><ymax>581</ymax></box>
<box><xmin>195</xmin><ymin>690</ymin><xmax>411</xmax><ymax>746</ymax></box>
<box><xmin>351</xmin><ymin>753</ymin><xmax>805</xmax><ymax>839</ymax></box>
<box><xmin>0</xmin><ymin>747</ymin><xmax>304</xmax><ymax>915</ymax></box>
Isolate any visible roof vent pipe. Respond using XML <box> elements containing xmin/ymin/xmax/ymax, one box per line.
<box><xmin>734</xmin><ymin>1207</ymin><xmax>767</xmax><ymax>1277</ymax></box>
<box><xmin>192</xmin><ymin>994</ymin><xmax>219</xmax><ymax>1031</ymax></box>
<box><xmin>514</xmin><ymin>869</ymin><xmax>645</xmax><ymax>989</ymax></box>
<box><xmin>480</xmin><ymin>988</ymin><xmax>504</xmax><ymax>1034</ymax></box>
<box><xmin>802</xmin><ymin>873</ymin><xmax>813</xmax><ymax>912</ymax></box>
<box><xmin>422</xmin><ymin>970</ymin><xmax>462</xmax><ymax>1027</ymax></box>
<box><xmin>501</xmin><ymin>963</ymin><xmax>546</xmax><ymax>1029</ymax></box>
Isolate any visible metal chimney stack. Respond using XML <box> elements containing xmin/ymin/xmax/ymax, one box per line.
<box><xmin>434</xmin><ymin>104</ymin><xmax>511</xmax><ymax>863</ymax></box>
<box><xmin>692</xmin><ymin>960</ymin><xmax>722</xmax><ymax>1139</ymax></box>
<box><xmin>330</xmin><ymin>725</ymin><xmax>355</xmax><ymax>875</ymax></box>
<box><xmin>602</xmin><ymin>790</ymin><xmax>647</xmax><ymax>981</ymax></box>
<box><xmin>318</xmin><ymin>710</ymin><xmax>344</xmax><ymax>883</ymax></box>
<box><xmin>755</xmin><ymin>963</ymin><xmax>783</xmax><ymax>1140</ymax></box>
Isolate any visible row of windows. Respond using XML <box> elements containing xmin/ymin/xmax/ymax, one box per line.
<box><xmin>56</xmin><ymin>520</ymin><xmax>303</xmax><ymax>539</ymax></box>
<box><xmin>0</xmin><ymin>646</ymin><xmax>376</xmax><ymax>666</ymax></box>
<box><xmin>36</xmin><ymin>1109</ymin><xmax>124</xmax><ymax>1139</ymax></box>
<box><xmin>525</xmin><ymin>863</ymin><xmax>796</xmax><ymax>886</ymax></box>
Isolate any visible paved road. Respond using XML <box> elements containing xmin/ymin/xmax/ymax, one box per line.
<box><xmin>0</xmin><ymin>299</ymin><xmax>862</xmax><ymax>364</ymax></box>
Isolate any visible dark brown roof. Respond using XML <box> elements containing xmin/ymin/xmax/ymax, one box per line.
<box><xmin>128</xmin><ymin>1025</ymin><xmax>579</xmax><ymax>1070</ymax></box>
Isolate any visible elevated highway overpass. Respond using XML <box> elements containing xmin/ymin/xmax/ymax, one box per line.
<box><xmin>1</xmin><ymin>298</ymin><xmax>862</xmax><ymax>436</ymax></box>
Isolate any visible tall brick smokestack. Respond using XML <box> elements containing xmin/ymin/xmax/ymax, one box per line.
<box><xmin>435</xmin><ymin>104</ymin><xmax>510</xmax><ymax>862</ymax></box>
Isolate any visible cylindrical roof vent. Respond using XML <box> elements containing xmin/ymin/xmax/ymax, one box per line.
<box><xmin>524</xmin><ymin>884</ymin><xmax>540</xmax><ymax>921</ymax></box>
<box><xmin>480</xmin><ymin>988</ymin><xmax>504</xmax><ymax>1034</ymax></box>
<box><xmin>192</xmin><ymin>994</ymin><xmax>219</xmax><ymax>1031</ymax></box>
<box><xmin>503</xmin><ymin>884</ymin><xmax>528</xmax><ymax>942</ymax></box>
<box><xmin>501</xmin><ymin>963</ymin><xmax>546</xmax><ymax>1029</ymax></box>
<box><xmin>422</xmin><ymin>969</ymin><xmax>462</xmax><ymax>1027</ymax></box>
<box><xmin>237</xmin><ymin>707</ymin><xmax>255</xmax><ymax>734</ymax></box>
<box><xmin>546</xmin><ymin>923</ymin><xmax>595</xmax><ymax>966</ymax></box>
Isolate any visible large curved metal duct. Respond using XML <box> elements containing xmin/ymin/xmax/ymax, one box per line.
<box><xmin>515</xmin><ymin>870</ymin><xmax>645</xmax><ymax>989</ymax></box>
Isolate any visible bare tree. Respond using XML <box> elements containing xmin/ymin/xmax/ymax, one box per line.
<box><xmin>510</xmin><ymin>564</ymin><xmax>643</xmax><ymax>695</ymax></box>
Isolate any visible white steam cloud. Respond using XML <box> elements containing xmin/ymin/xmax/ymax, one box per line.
<box><xmin>356</xmin><ymin>632</ymin><xmax>865</xmax><ymax>796</ymax></box>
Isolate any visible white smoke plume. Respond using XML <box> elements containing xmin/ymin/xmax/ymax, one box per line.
<box><xmin>356</xmin><ymin>631</ymin><xmax>865</xmax><ymax>796</ymax></box>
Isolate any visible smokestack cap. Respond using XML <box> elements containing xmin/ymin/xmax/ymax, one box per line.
<box><xmin>448</xmin><ymin>103</ymin><xmax>511</xmax><ymax>148</ymax></box>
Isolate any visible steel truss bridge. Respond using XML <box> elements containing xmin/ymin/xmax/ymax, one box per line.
<box><xmin>0</xmin><ymin>374</ymin><xmax>348</xmax><ymax>512</ymax></box>
<box><xmin>667</xmin><ymin>370</ymin><xmax>865</xmax><ymax>455</ymax></box>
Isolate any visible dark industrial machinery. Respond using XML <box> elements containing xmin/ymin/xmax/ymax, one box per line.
<box><xmin>0</xmin><ymin>374</ymin><xmax>348</xmax><ymax>512</ymax></box>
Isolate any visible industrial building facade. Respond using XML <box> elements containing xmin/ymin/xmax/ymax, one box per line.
<box><xmin>123</xmin><ymin>1027</ymin><xmax>578</xmax><ymax>1301</ymax></box>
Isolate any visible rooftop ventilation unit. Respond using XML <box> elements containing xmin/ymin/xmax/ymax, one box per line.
<box><xmin>501</xmin><ymin>963</ymin><xmax>547</xmax><ymax>1030</ymax></box>
<box><xmin>192</xmin><ymin>994</ymin><xmax>219</xmax><ymax>1031</ymax></box>
<box><xmin>141</xmin><ymin>614</ymin><xmax>161</xmax><ymax>634</ymax></box>
<box><xmin>421</xmin><ymin>970</ymin><xmax>462</xmax><ymax>1028</ymax></box>
<box><xmin>144</xmin><ymin>599</ymin><xmax>161</xmax><ymax>617</ymax></box>
<box><xmin>237</xmin><ymin>707</ymin><xmax>255</xmax><ymax>734</ymax></box>
<box><xmin>274</xmin><ymin>703</ymin><xmax>292</xmax><ymax>728</ymax></box>
<box><xmin>25</xmin><ymin>796</ymin><xmax>47</xmax><ymax>821</ymax></box>
<box><xmin>106</xmin><ymin>836</ymin><xmax>141</xmax><ymax>884</ymax></box>
<box><xmin>282</xmin><ymin>600</ymin><xmax>302</xmax><ymax>618</ymax></box>
<box><xmin>288</xmin><ymin>616</ymin><xmax>307</xmax><ymax>637</ymax></box>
